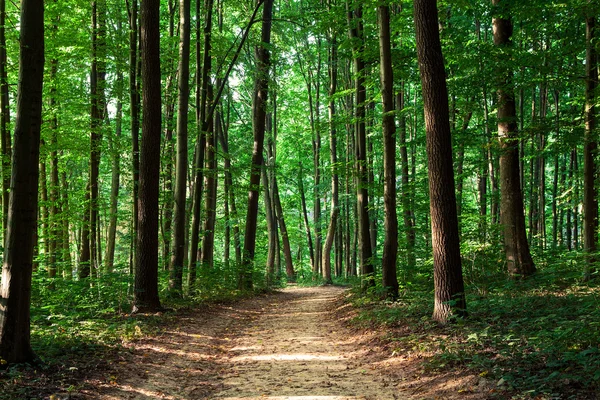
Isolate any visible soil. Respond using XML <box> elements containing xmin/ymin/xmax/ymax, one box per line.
<box><xmin>58</xmin><ymin>286</ymin><xmax>494</xmax><ymax>399</ymax></box>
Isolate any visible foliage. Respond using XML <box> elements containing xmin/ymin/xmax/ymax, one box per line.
<box><xmin>346</xmin><ymin>258</ymin><xmax>600</xmax><ymax>398</ymax></box>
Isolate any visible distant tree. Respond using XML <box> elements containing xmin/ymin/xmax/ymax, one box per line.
<box><xmin>414</xmin><ymin>0</ymin><xmax>466</xmax><ymax>323</ymax></box>
<box><xmin>133</xmin><ymin>0</ymin><xmax>162</xmax><ymax>313</ymax></box>
<box><xmin>0</xmin><ymin>0</ymin><xmax>44</xmax><ymax>363</ymax></box>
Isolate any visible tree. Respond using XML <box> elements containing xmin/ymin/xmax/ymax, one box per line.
<box><xmin>0</xmin><ymin>0</ymin><xmax>44</xmax><ymax>363</ymax></box>
<box><xmin>347</xmin><ymin>0</ymin><xmax>374</xmax><ymax>288</ymax></box>
<box><xmin>378</xmin><ymin>2</ymin><xmax>399</xmax><ymax>298</ymax></box>
<box><xmin>133</xmin><ymin>0</ymin><xmax>162</xmax><ymax>313</ymax></box>
<box><xmin>414</xmin><ymin>0</ymin><xmax>466</xmax><ymax>323</ymax></box>
<box><xmin>492</xmin><ymin>0</ymin><xmax>535</xmax><ymax>277</ymax></box>
<box><xmin>169</xmin><ymin>0</ymin><xmax>191</xmax><ymax>296</ymax></box>
<box><xmin>583</xmin><ymin>8</ymin><xmax>597</xmax><ymax>280</ymax></box>
<box><xmin>239</xmin><ymin>0</ymin><xmax>273</xmax><ymax>290</ymax></box>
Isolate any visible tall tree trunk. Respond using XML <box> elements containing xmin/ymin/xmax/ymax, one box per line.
<box><xmin>105</xmin><ymin>60</ymin><xmax>123</xmax><ymax>273</ymax></box>
<box><xmin>397</xmin><ymin>88</ymin><xmax>416</xmax><ymax>273</ymax></box>
<box><xmin>322</xmin><ymin>31</ymin><xmax>338</xmax><ymax>285</ymax></box>
<box><xmin>169</xmin><ymin>0</ymin><xmax>191</xmax><ymax>295</ymax></box>
<box><xmin>161</xmin><ymin>0</ymin><xmax>177</xmax><ymax>272</ymax></box>
<box><xmin>188</xmin><ymin>0</ymin><xmax>213</xmax><ymax>288</ymax></box>
<box><xmin>0</xmin><ymin>0</ymin><xmax>44</xmax><ymax>363</ymax></box>
<box><xmin>378</xmin><ymin>3</ymin><xmax>399</xmax><ymax>298</ymax></box>
<box><xmin>0</xmin><ymin>0</ymin><xmax>10</xmax><ymax>240</ymax></box>
<box><xmin>583</xmin><ymin>12</ymin><xmax>598</xmax><ymax>280</ymax></box>
<box><xmin>133</xmin><ymin>0</ymin><xmax>162</xmax><ymax>313</ymax></box>
<box><xmin>200</xmin><ymin>85</ymin><xmax>217</xmax><ymax>270</ymax></box>
<box><xmin>239</xmin><ymin>0</ymin><xmax>273</xmax><ymax>290</ymax></box>
<box><xmin>414</xmin><ymin>0</ymin><xmax>466</xmax><ymax>323</ymax></box>
<box><xmin>492</xmin><ymin>0</ymin><xmax>535</xmax><ymax>276</ymax></box>
<box><xmin>347</xmin><ymin>0</ymin><xmax>374</xmax><ymax>287</ymax></box>
<box><xmin>128</xmin><ymin>0</ymin><xmax>140</xmax><ymax>277</ymax></box>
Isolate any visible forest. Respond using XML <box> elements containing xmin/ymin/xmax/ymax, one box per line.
<box><xmin>0</xmin><ymin>0</ymin><xmax>599</xmax><ymax>397</ymax></box>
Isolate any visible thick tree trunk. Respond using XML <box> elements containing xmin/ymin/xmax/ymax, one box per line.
<box><xmin>239</xmin><ymin>0</ymin><xmax>273</xmax><ymax>290</ymax></box>
<box><xmin>169</xmin><ymin>0</ymin><xmax>191</xmax><ymax>295</ymax></box>
<box><xmin>0</xmin><ymin>0</ymin><xmax>44</xmax><ymax>364</ymax></box>
<box><xmin>414</xmin><ymin>0</ymin><xmax>466</xmax><ymax>324</ymax></box>
<box><xmin>133</xmin><ymin>0</ymin><xmax>162</xmax><ymax>313</ymax></box>
<box><xmin>584</xmin><ymin>13</ymin><xmax>598</xmax><ymax>280</ymax></box>
<box><xmin>492</xmin><ymin>0</ymin><xmax>535</xmax><ymax>276</ymax></box>
<box><xmin>0</xmin><ymin>0</ymin><xmax>10</xmax><ymax>240</ymax></box>
<box><xmin>378</xmin><ymin>4</ymin><xmax>399</xmax><ymax>298</ymax></box>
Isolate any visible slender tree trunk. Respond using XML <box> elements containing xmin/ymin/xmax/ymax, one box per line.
<box><xmin>347</xmin><ymin>0</ymin><xmax>374</xmax><ymax>287</ymax></box>
<box><xmin>414</xmin><ymin>0</ymin><xmax>466</xmax><ymax>323</ymax></box>
<box><xmin>262</xmin><ymin>164</ymin><xmax>277</xmax><ymax>281</ymax></box>
<box><xmin>322</xmin><ymin>31</ymin><xmax>338</xmax><ymax>285</ymax></box>
<box><xmin>217</xmin><ymin>113</ymin><xmax>242</xmax><ymax>267</ymax></box>
<box><xmin>299</xmin><ymin>163</ymin><xmax>315</xmax><ymax>271</ymax></box>
<box><xmin>378</xmin><ymin>4</ymin><xmax>398</xmax><ymax>298</ymax></box>
<box><xmin>0</xmin><ymin>0</ymin><xmax>44</xmax><ymax>363</ymax></box>
<box><xmin>60</xmin><ymin>171</ymin><xmax>72</xmax><ymax>279</ymax></box>
<box><xmin>133</xmin><ymin>0</ymin><xmax>162</xmax><ymax>313</ymax></box>
<box><xmin>105</xmin><ymin>63</ymin><xmax>123</xmax><ymax>273</ymax></box>
<box><xmin>239</xmin><ymin>0</ymin><xmax>273</xmax><ymax>290</ymax></box>
<box><xmin>397</xmin><ymin>88</ymin><xmax>416</xmax><ymax>274</ymax></box>
<box><xmin>584</xmin><ymin>12</ymin><xmax>598</xmax><ymax>279</ymax></box>
<box><xmin>169</xmin><ymin>0</ymin><xmax>191</xmax><ymax>295</ymax></box>
<box><xmin>273</xmin><ymin>178</ymin><xmax>295</xmax><ymax>281</ymax></box>
<box><xmin>161</xmin><ymin>0</ymin><xmax>177</xmax><ymax>272</ymax></box>
<box><xmin>129</xmin><ymin>0</ymin><xmax>140</xmax><ymax>277</ymax></box>
<box><xmin>200</xmin><ymin>85</ymin><xmax>217</xmax><ymax>270</ymax></box>
<box><xmin>188</xmin><ymin>0</ymin><xmax>213</xmax><ymax>287</ymax></box>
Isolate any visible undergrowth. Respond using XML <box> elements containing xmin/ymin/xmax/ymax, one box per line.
<box><xmin>347</xmin><ymin>255</ymin><xmax>600</xmax><ymax>399</ymax></box>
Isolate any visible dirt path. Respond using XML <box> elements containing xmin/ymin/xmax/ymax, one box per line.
<box><xmin>85</xmin><ymin>286</ymin><xmax>487</xmax><ymax>400</ymax></box>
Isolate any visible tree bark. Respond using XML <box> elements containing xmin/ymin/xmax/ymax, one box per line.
<box><xmin>378</xmin><ymin>4</ymin><xmax>399</xmax><ymax>298</ymax></box>
<box><xmin>347</xmin><ymin>0</ymin><xmax>374</xmax><ymax>288</ymax></box>
<box><xmin>322</xmin><ymin>30</ymin><xmax>338</xmax><ymax>285</ymax></box>
<box><xmin>169</xmin><ymin>0</ymin><xmax>191</xmax><ymax>295</ymax></box>
<box><xmin>583</xmin><ymin>12</ymin><xmax>597</xmax><ymax>280</ymax></box>
<box><xmin>0</xmin><ymin>0</ymin><xmax>10</xmax><ymax>240</ymax></box>
<box><xmin>133</xmin><ymin>0</ymin><xmax>162</xmax><ymax>313</ymax></box>
<box><xmin>129</xmin><ymin>0</ymin><xmax>140</xmax><ymax>277</ymax></box>
<box><xmin>0</xmin><ymin>0</ymin><xmax>44</xmax><ymax>363</ymax></box>
<box><xmin>414</xmin><ymin>0</ymin><xmax>466</xmax><ymax>323</ymax></box>
<box><xmin>492</xmin><ymin>0</ymin><xmax>535</xmax><ymax>276</ymax></box>
<box><xmin>239</xmin><ymin>0</ymin><xmax>273</xmax><ymax>290</ymax></box>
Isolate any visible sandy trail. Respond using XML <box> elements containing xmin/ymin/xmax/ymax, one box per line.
<box><xmin>92</xmin><ymin>286</ymin><xmax>403</xmax><ymax>400</ymax></box>
<box><xmin>212</xmin><ymin>286</ymin><xmax>398</xmax><ymax>400</ymax></box>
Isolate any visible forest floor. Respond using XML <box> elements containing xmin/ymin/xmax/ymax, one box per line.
<box><xmin>55</xmin><ymin>285</ymin><xmax>495</xmax><ymax>400</ymax></box>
